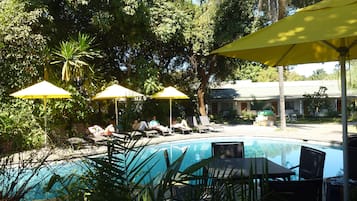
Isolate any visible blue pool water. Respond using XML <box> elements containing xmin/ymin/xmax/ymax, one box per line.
<box><xmin>142</xmin><ymin>137</ymin><xmax>343</xmax><ymax>180</ymax></box>
<box><xmin>21</xmin><ymin>137</ymin><xmax>342</xmax><ymax>200</ymax></box>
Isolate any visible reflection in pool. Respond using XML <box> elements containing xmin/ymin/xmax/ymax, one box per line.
<box><xmin>143</xmin><ymin>137</ymin><xmax>343</xmax><ymax>181</ymax></box>
<box><xmin>25</xmin><ymin>137</ymin><xmax>343</xmax><ymax>200</ymax></box>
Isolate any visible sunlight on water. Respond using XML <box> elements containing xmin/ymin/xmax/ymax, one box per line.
<box><xmin>22</xmin><ymin>136</ymin><xmax>342</xmax><ymax>200</ymax></box>
<box><xmin>147</xmin><ymin>137</ymin><xmax>343</xmax><ymax>179</ymax></box>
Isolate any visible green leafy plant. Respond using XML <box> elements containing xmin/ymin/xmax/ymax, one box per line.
<box><xmin>45</xmin><ymin>133</ymin><xmax>267</xmax><ymax>201</ymax></box>
<box><xmin>303</xmin><ymin>86</ymin><xmax>333</xmax><ymax>117</ymax></box>
<box><xmin>0</xmin><ymin>99</ymin><xmax>44</xmax><ymax>153</ymax></box>
<box><xmin>0</xmin><ymin>150</ymin><xmax>51</xmax><ymax>200</ymax></box>
<box><xmin>241</xmin><ymin>110</ymin><xmax>256</xmax><ymax>121</ymax></box>
<box><xmin>51</xmin><ymin>33</ymin><xmax>102</xmax><ymax>82</ymax></box>
<box><xmin>46</xmin><ymin>136</ymin><xmax>158</xmax><ymax>201</ymax></box>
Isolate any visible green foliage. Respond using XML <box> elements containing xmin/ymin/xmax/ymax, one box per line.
<box><xmin>118</xmin><ymin>100</ymin><xmax>144</xmax><ymax>131</ymax></box>
<box><xmin>303</xmin><ymin>86</ymin><xmax>333</xmax><ymax>116</ymax></box>
<box><xmin>132</xmin><ymin>60</ymin><xmax>163</xmax><ymax>95</ymax></box>
<box><xmin>232</xmin><ymin>63</ymin><xmax>263</xmax><ymax>81</ymax></box>
<box><xmin>45</xmin><ymin>135</ymin><xmax>264</xmax><ymax>201</ymax></box>
<box><xmin>0</xmin><ymin>99</ymin><xmax>44</xmax><ymax>152</ymax></box>
<box><xmin>0</xmin><ymin>151</ymin><xmax>51</xmax><ymax>200</ymax></box>
<box><xmin>285</xmin><ymin>70</ymin><xmax>305</xmax><ymax>81</ymax></box>
<box><xmin>241</xmin><ymin>110</ymin><xmax>257</xmax><ymax>121</ymax></box>
<box><xmin>213</xmin><ymin>0</ymin><xmax>257</xmax><ymax>47</ymax></box>
<box><xmin>47</xmin><ymin>84</ymin><xmax>99</xmax><ymax>140</ymax></box>
<box><xmin>187</xmin><ymin>0</ymin><xmax>258</xmax><ymax>115</ymax></box>
<box><xmin>45</xmin><ymin>136</ymin><xmax>162</xmax><ymax>201</ymax></box>
<box><xmin>309</xmin><ymin>68</ymin><xmax>329</xmax><ymax>80</ymax></box>
<box><xmin>149</xmin><ymin>0</ymin><xmax>192</xmax><ymax>44</ymax></box>
<box><xmin>291</xmin><ymin>0</ymin><xmax>322</xmax><ymax>9</ymax></box>
<box><xmin>256</xmin><ymin>67</ymin><xmax>279</xmax><ymax>82</ymax></box>
<box><xmin>0</xmin><ymin>0</ymin><xmax>48</xmax><ymax>95</ymax></box>
<box><xmin>144</xmin><ymin>77</ymin><xmax>163</xmax><ymax>95</ymax></box>
<box><xmin>90</xmin><ymin>11</ymin><xmax>114</xmax><ymax>33</ymax></box>
<box><xmin>1</xmin><ymin>0</ymin><xmax>331</xmax><ymax>152</ymax></box>
<box><xmin>51</xmin><ymin>33</ymin><xmax>101</xmax><ymax>82</ymax></box>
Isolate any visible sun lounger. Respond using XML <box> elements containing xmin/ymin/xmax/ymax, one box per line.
<box><xmin>186</xmin><ymin>116</ymin><xmax>209</xmax><ymax>133</ymax></box>
<box><xmin>199</xmin><ymin>115</ymin><xmax>224</xmax><ymax>132</ymax></box>
<box><xmin>172</xmin><ymin>127</ymin><xmax>192</xmax><ymax>134</ymax></box>
<box><xmin>134</xmin><ymin>129</ymin><xmax>161</xmax><ymax>138</ymax></box>
<box><xmin>111</xmin><ymin>132</ymin><xmax>132</xmax><ymax>139</ymax></box>
<box><xmin>113</xmin><ymin>129</ymin><xmax>160</xmax><ymax>139</ymax></box>
<box><xmin>172</xmin><ymin>119</ymin><xmax>193</xmax><ymax>134</ymax></box>
<box><xmin>66</xmin><ymin>137</ymin><xmax>89</xmax><ymax>150</ymax></box>
<box><xmin>85</xmin><ymin>134</ymin><xmax>109</xmax><ymax>145</ymax></box>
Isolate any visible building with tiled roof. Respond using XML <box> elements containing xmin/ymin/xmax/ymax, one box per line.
<box><xmin>208</xmin><ymin>80</ymin><xmax>357</xmax><ymax>117</ymax></box>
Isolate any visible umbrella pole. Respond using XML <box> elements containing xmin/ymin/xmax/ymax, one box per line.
<box><xmin>115</xmin><ymin>99</ymin><xmax>119</xmax><ymax>127</ymax></box>
<box><xmin>44</xmin><ymin>97</ymin><xmax>47</xmax><ymax>145</ymax></box>
<box><xmin>340</xmin><ymin>50</ymin><xmax>349</xmax><ymax>201</ymax></box>
<box><xmin>169</xmin><ymin>99</ymin><xmax>172</xmax><ymax>133</ymax></box>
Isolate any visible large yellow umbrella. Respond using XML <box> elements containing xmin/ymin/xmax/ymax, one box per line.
<box><xmin>212</xmin><ymin>0</ymin><xmax>357</xmax><ymax>199</ymax></box>
<box><xmin>92</xmin><ymin>84</ymin><xmax>144</xmax><ymax>126</ymax></box>
<box><xmin>10</xmin><ymin>80</ymin><xmax>71</xmax><ymax>145</ymax></box>
<box><xmin>212</xmin><ymin>0</ymin><xmax>357</xmax><ymax>65</ymax></box>
<box><xmin>151</xmin><ymin>86</ymin><xmax>189</xmax><ymax>132</ymax></box>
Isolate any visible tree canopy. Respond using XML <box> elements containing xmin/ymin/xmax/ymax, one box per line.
<box><xmin>1</xmin><ymin>0</ymin><xmax>346</xmax><ymax>150</ymax></box>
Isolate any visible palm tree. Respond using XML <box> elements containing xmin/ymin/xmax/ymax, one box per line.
<box><xmin>51</xmin><ymin>33</ymin><xmax>101</xmax><ymax>82</ymax></box>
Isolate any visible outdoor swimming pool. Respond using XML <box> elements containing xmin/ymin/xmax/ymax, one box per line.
<box><xmin>22</xmin><ymin>136</ymin><xmax>343</xmax><ymax>200</ymax></box>
<box><xmin>143</xmin><ymin>136</ymin><xmax>343</xmax><ymax>180</ymax></box>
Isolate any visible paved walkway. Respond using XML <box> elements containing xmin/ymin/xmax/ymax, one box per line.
<box><xmin>17</xmin><ymin>122</ymin><xmax>354</xmax><ymax>163</ymax></box>
<box><xmin>143</xmin><ymin>122</ymin><xmax>356</xmax><ymax>146</ymax></box>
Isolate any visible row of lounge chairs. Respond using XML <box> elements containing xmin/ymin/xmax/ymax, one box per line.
<box><xmin>66</xmin><ymin>115</ymin><xmax>224</xmax><ymax>149</ymax></box>
<box><xmin>193</xmin><ymin>116</ymin><xmax>224</xmax><ymax>133</ymax></box>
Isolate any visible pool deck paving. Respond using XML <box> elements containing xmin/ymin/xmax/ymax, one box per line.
<box><xmin>39</xmin><ymin>122</ymin><xmax>357</xmax><ymax>162</ymax></box>
<box><xmin>144</xmin><ymin>122</ymin><xmax>357</xmax><ymax>146</ymax></box>
<box><xmin>9</xmin><ymin>122</ymin><xmax>353</xmax><ymax>164</ymax></box>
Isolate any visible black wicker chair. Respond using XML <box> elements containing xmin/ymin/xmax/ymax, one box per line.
<box><xmin>265</xmin><ymin>146</ymin><xmax>326</xmax><ymax>201</ymax></box>
<box><xmin>293</xmin><ymin>146</ymin><xmax>326</xmax><ymax>180</ymax></box>
<box><xmin>211</xmin><ymin>141</ymin><xmax>245</xmax><ymax>159</ymax></box>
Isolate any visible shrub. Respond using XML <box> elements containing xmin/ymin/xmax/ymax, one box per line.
<box><xmin>0</xmin><ymin>99</ymin><xmax>44</xmax><ymax>153</ymax></box>
<box><xmin>241</xmin><ymin>110</ymin><xmax>256</xmax><ymax>121</ymax></box>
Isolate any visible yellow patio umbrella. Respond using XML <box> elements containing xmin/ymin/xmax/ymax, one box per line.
<box><xmin>212</xmin><ymin>0</ymin><xmax>357</xmax><ymax>200</ymax></box>
<box><xmin>92</xmin><ymin>84</ymin><xmax>144</xmax><ymax>126</ymax></box>
<box><xmin>151</xmin><ymin>86</ymin><xmax>189</xmax><ymax>133</ymax></box>
<box><xmin>10</xmin><ymin>80</ymin><xmax>71</xmax><ymax>145</ymax></box>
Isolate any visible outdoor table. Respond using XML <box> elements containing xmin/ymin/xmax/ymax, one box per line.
<box><xmin>207</xmin><ymin>157</ymin><xmax>295</xmax><ymax>181</ymax></box>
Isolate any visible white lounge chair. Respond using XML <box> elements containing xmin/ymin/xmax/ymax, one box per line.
<box><xmin>199</xmin><ymin>115</ymin><xmax>224</xmax><ymax>132</ymax></box>
<box><xmin>186</xmin><ymin>116</ymin><xmax>209</xmax><ymax>133</ymax></box>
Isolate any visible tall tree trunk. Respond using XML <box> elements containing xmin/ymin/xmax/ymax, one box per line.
<box><xmin>278</xmin><ymin>0</ymin><xmax>287</xmax><ymax>130</ymax></box>
<box><xmin>278</xmin><ymin>66</ymin><xmax>286</xmax><ymax>129</ymax></box>
<box><xmin>197</xmin><ymin>62</ymin><xmax>209</xmax><ymax>116</ymax></box>
<box><xmin>198</xmin><ymin>86</ymin><xmax>207</xmax><ymax>115</ymax></box>
<box><xmin>189</xmin><ymin>54</ymin><xmax>208</xmax><ymax>116</ymax></box>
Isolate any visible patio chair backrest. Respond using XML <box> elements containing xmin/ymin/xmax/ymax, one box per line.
<box><xmin>187</xmin><ymin>116</ymin><xmax>200</xmax><ymax>127</ymax></box>
<box><xmin>186</xmin><ymin>116</ymin><xmax>195</xmax><ymax>126</ymax></box>
<box><xmin>199</xmin><ymin>116</ymin><xmax>211</xmax><ymax>126</ymax></box>
<box><xmin>192</xmin><ymin>116</ymin><xmax>200</xmax><ymax>126</ymax></box>
<box><xmin>212</xmin><ymin>141</ymin><xmax>244</xmax><ymax>159</ymax></box>
<box><xmin>299</xmin><ymin>146</ymin><xmax>326</xmax><ymax>180</ymax></box>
